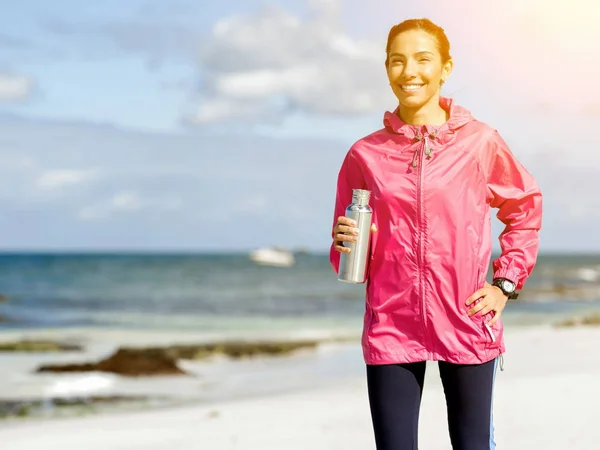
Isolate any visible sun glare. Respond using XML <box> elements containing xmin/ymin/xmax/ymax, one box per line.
<box><xmin>516</xmin><ymin>0</ymin><xmax>598</xmax><ymax>39</ymax></box>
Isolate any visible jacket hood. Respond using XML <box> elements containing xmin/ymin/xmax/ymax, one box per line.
<box><xmin>383</xmin><ymin>96</ymin><xmax>475</xmax><ymax>139</ymax></box>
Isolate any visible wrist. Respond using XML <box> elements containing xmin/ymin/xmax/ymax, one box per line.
<box><xmin>492</xmin><ymin>277</ymin><xmax>519</xmax><ymax>300</ymax></box>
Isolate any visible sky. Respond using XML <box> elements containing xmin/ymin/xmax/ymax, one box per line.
<box><xmin>0</xmin><ymin>0</ymin><xmax>599</xmax><ymax>253</ymax></box>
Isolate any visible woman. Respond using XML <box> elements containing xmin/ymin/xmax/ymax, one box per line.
<box><xmin>329</xmin><ymin>18</ymin><xmax>542</xmax><ymax>450</ymax></box>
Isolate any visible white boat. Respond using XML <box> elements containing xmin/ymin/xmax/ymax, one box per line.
<box><xmin>576</xmin><ymin>267</ymin><xmax>599</xmax><ymax>282</ymax></box>
<box><xmin>249</xmin><ymin>247</ymin><xmax>295</xmax><ymax>267</ymax></box>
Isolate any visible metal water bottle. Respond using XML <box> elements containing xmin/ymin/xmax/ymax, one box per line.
<box><xmin>338</xmin><ymin>189</ymin><xmax>373</xmax><ymax>284</ymax></box>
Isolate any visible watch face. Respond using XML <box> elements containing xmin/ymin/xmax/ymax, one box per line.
<box><xmin>501</xmin><ymin>279</ymin><xmax>516</xmax><ymax>293</ymax></box>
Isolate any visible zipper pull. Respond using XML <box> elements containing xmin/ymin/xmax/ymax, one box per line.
<box><xmin>411</xmin><ymin>148</ymin><xmax>419</xmax><ymax>168</ymax></box>
<box><xmin>424</xmin><ymin>135</ymin><xmax>433</xmax><ymax>159</ymax></box>
<box><xmin>412</xmin><ymin>131</ymin><xmax>422</xmax><ymax>167</ymax></box>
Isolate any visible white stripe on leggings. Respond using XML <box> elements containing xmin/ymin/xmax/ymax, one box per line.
<box><xmin>489</xmin><ymin>357</ymin><xmax>499</xmax><ymax>449</ymax></box>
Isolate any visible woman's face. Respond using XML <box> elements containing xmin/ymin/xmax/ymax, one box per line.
<box><xmin>386</xmin><ymin>29</ymin><xmax>452</xmax><ymax>110</ymax></box>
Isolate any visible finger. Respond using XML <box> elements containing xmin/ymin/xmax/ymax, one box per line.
<box><xmin>334</xmin><ymin>244</ymin><xmax>351</xmax><ymax>253</ymax></box>
<box><xmin>476</xmin><ymin>304</ymin><xmax>495</xmax><ymax>316</ymax></box>
<box><xmin>337</xmin><ymin>216</ymin><xmax>357</xmax><ymax>227</ymax></box>
<box><xmin>335</xmin><ymin>233</ymin><xmax>356</xmax><ymax>243</ymax></box>
<box><xmin>487</xmin><ymin>311</ymin><xmax>500</xmax><ymax>326</ymax></box>
<box><xmin>466</xmin><ymin>289</ymin><xmax>486</xmax><ymax>305</ymax></box>
<box><xmin>336</xmin><ymin>225</ymin><xmax>359</xmax><ymax>235</ymax></box>
<box><xmin>371</xmin><ymin>223</ymin><xmax>378</xmax><ymax>233</ymax></box>
<box><xmin>467</xmin><ymin>300</ymin><xmax>489</xmax><ymax>316</ymax></box>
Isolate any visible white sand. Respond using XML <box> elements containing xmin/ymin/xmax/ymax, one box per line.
<box><xmin>0</xmin><ymin>325</ymin><xmax>599</xmax><ymax>450</ymax></box>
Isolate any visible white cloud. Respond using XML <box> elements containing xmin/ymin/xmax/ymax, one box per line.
<box><xmin>307</xmin><ymin>0</ymin><xmax>341</xmax><ymax>17</ymax></box>
<box><xmin>0</xmin><ymin>74</ymin><xmax>34</xmax><ymax>101</ymax></box>
<box><xmin>112</xmin><ymin>191</ymin><xmax>142</xmax><ymax>210</ymax></box>
<box><xmin>36</xmin><ymin>169</ymin><xmax>97</xmax><ymax>190</ymax></box>
<box><xmin>189</xmin><ymin>98</ymin><xmax>275</xmax><ymax>124</ymax></box>
<box><xmin>78</xmin><ymin>190</ymin><xmax>183</xmax><ymax>221</ymax></box>
<box><xmin>193</xmin><ymin>4</ymin><xmax>391</xmax><ymax>124</ymax></box>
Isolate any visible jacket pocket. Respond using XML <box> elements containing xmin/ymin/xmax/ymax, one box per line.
<box><xmin>483</xmin><ymin>322</ymin><xmax>497</xmax><ymax>345</ymax></box>
<box><xmin>471</xmin><ymin>261</ymin><xmax>496</xmax><ymax>345</ymax></box>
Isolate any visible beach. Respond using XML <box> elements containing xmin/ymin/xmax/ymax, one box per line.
<box><xmin>0</xmin><ymin>325</ymin><xmax>598</xmax><ymax>450</ymax></box>
<box><xmin>1</xmin><ymin>252</ymin><xmax>599</xmax><ymax>448</ymax></box>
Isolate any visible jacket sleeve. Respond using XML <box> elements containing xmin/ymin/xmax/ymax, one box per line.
<box><xmin>483</xmin><ymin>130</ymin><xmax>543</xmax><ymax>290</ymax></box>
<box><xmin>329</xmin><ymin>149</ymin><xmax>366</xmax><ymax>274</ymax></box>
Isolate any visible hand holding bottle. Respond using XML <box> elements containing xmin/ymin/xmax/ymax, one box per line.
<box><xmin>333</xmin><ymin>216</ymin><xmax>377</xmax><ymax>253</ymax></box>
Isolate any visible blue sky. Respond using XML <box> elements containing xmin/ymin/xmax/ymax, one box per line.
<box><xmin>0</xmin><ymin>0</ymin><xmax>598</xmax><ymax>252</ymax></box>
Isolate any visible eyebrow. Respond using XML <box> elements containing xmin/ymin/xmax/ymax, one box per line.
<box><xmin>389</xmin><ymin>51</ymin><xmax>435</xmax><ymax>58</ymax></box>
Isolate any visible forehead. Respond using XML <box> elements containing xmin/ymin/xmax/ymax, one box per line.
<box><xmin>388</xmin><ymin>29</ymin><xmax>439</xmax><ymax>55</ymax></box>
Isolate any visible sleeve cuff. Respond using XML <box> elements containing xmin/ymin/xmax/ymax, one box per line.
<box><xmin>493</xmin><ymin>268</ymin><xmax>521</xmax><ymax>287</ymax></box>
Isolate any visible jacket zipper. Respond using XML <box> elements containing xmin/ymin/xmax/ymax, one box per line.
<box><xmin>411</xmin><ymin>134</ymin><xmax>433</xmax><ymax>167</ymax></box>
<box><xmin>415</xmin><ymin>130</ymin><xmax>432</xmax><ymax>355</ymax></box>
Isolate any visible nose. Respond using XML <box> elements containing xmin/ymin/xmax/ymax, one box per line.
<box><xmin>402</xmin><ymin>59</ymin><xmax>417</xmax><ymax>78</ymax></box>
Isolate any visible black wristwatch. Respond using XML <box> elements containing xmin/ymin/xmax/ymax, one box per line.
<box><xmin>492</xmin><ymin>278</ymin><xmax>519</xmax><ymax>300</ymax></box>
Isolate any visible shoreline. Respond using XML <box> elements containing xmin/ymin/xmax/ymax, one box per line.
<box><xmin>0</xmin><ymin>327</ymin><xmax>367</xmax><ymax>421</ymax></box>
<box><xmin>0</xmin><ymin>325</ymin><xmax>598</xmax><ymax>449</ymax></box>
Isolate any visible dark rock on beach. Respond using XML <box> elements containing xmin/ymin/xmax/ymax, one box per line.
<box><xmin>37</xmin><ymin>347</ymin><xmax>187</xmax><ymax>376</ymax></box>
<box><xmin>36</xmin><ymin>339</ymin><xmax>320</xmax><ymax>377</ymax></box>
<box><xmin>0</xmin><ymin>395</ymin><xmax>152</xmax><ymax>419</ymax></box>
<box><xmin>164</xmin><ymin>339</ymin><xmax>320</xmax><ymax>360</ymax></box>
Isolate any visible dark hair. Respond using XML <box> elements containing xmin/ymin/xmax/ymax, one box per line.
<box><xmin>385</xmin><ymin>18</ymin><xmax>451</xmax><ymax>67</ymax></box>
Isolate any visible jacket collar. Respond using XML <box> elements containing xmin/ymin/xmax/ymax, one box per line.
<box><xmin>383</xmin><ymin>96</ymin><xmax>474</xmax><ymax>140</ymax></box>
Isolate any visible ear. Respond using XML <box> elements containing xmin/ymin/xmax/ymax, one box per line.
<box><xmin>441</xmin><ymin>58</ymin><xmax>454</xmax><ymax>82</ymax></box>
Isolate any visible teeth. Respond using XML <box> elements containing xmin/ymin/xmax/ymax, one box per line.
<box><xmin>401</xmin><ymin>84</ymin><xmax>423</xmax><ymax>91</ymax></box>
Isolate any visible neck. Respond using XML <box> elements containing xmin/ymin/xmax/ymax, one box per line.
<box><xmin>398</xmin><ymin>93</ymin><xmax>448</xmax><ymax>126</ymax></box>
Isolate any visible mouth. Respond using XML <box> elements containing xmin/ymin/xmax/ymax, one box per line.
<box><xmin>399</xmin><ymin>83</ymin><xmax>425</xmax><ymax>93</ymax></box>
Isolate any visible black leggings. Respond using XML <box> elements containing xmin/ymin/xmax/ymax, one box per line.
<box><xmin>366</xmin><ymin>358</ymin><xmax>498</xmax><ymax>450</ymax></box>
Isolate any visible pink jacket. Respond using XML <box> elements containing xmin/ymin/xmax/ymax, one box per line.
<box><xmin>330</xmin><ymin>97</ymin><xmax>542</xmax><ymax>365</ymax></box>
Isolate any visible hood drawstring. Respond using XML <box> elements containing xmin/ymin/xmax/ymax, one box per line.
<box><xmin>411</xmin><ymin>129</ymin><xmax>438</xmax><ymax>168</ymax></box>
<box><xmin>425</xmin><ymin>129</ymin><xmax>438</xmax><ymax>159</ymax></box>
<box><xmin>411</xmin><ymin>132</ymin><xmax>422</xmax><ymax>168</ymax></box>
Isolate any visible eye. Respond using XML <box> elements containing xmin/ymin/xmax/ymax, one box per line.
<box><xmin>419</xmin><ymin>58</ymin><xmax>431</xmax><ymax>63</ymax></box>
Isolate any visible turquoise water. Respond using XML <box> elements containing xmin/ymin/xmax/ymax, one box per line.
<box><xmin>0</xmin><ymin>252</ymin><xmax>598</xmax><ymax>336</ymax></box>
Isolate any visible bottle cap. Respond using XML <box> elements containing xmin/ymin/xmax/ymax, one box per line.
<box><xmin>352</xmin><ymin>189</ymin><xmax>370</xmax><ymax>205</ymax></box>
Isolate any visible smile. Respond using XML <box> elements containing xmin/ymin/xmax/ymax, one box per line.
<box><xmin>400</xmin><ymin>84</ymin><xmax>425</xmax><ymax>92</ymax></box>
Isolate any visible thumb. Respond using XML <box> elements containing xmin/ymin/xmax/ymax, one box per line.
<box><xmin>371</xmin><ymin>223</ymin><xmax>378</xmax><ymax>233</ymax></box>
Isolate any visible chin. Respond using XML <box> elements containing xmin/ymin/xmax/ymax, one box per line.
<box><xmin>399</xmin><ymin>95</ymin><xmax>428</xmax><ymax>109</ymax></box>
<box><xmin>398</xmin><ymin>91</ymin><xmax>437</xmax><ymax>110</ymax></box>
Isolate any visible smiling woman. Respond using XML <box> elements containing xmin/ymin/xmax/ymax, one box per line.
<box><xmin>328</xmin><ymin>17</ymin><xmax>543</xmax><ymax>450</ymax></box>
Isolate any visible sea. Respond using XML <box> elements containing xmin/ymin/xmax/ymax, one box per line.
<box><xmin>1</xmin><ymin>252</ymin><xmax>600</xmax><ymax>335</ymax></box>
<box><xmin>0</xmin><ymin>251</ymin><xmax>599</xmax><ymax>417</ymax></box>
